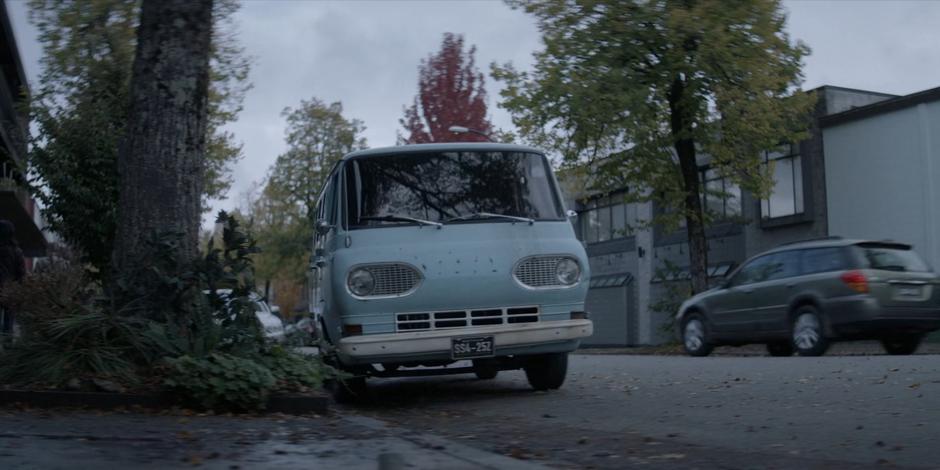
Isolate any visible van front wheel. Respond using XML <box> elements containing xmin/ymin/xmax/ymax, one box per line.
<box><xmin>524</xmin><ymin>352</ymin><xmax>568</xmax><ymax>391</ymax></box>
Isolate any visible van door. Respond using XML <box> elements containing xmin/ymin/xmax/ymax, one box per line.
<box><xmin>312</xmin><ymin>167</ymin><xmax>343</xmax><ymax>341</ymax></box>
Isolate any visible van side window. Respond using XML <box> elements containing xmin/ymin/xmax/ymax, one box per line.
<box><xmin>327</xmin><ymin>170</ymin><xmax>341</xmax><ymax>225</ymax></box>
<box><xmin>801</xmin><ymin>247</ymin><xmax>848</xmax><ymax>274</ymax></box>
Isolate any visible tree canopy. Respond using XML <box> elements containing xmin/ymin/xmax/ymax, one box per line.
<box><xmin>493</xmin><ymin>0</ymin><xmax>815</xmax><ymax>292</ymax></box>
<box><xmin>238</xmin><ymin>98</ymin><xmax>366</xmax><ymax>314</ymax></box>
<box><xmin>26</xmin><ymin>0</ymin><xmax>250</xmax><ymax>275</ymax></box>
<box><xmin>400</xmin><ymin>33</ymin><xmax>493</xmax><ymax>143</ymax></box>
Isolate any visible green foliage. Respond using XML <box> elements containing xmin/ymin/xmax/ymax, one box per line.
<box><xmin>126</xmin><ymin>212</ymin><xmax>265</xmax><ymax>359</ymax></box>
<box><xmin>163</xmin><ymin>352</ymin><xmax>276</xmax><ymax>411</ymax></box>
<box><xmin>494</xmin><ymin>0</ymin><xmax>816</xmax><ymax>291</ymax></box>
<box><xmin>496</xmin><ymin>0</ymin><xmax>814</xmax><ymax>202</ymax></box>
<box><xmin>0</xmin><ymin>252</ymin><xmax>149</xmax><ymax>386</ymax></box>
<box><xmin>25</xmin><ymin>0</ymin><xmax>251</xmax><ymax>276</ymax></box>
<box><xmin>256</xmin><ymin>344</ymin><xmax>326</xmax><ymax>392</ymax></box>
<box><xmin>239</xmin><ymin>98</ymin><xmax>366</xmax><ymax>290</ymax></box>
<box><xmin>0</xmin><ymin>212</ymin><xmax>331</xmax><ymax>410</ymax></box>
<box><xmin>649</xmin><ymin>260</ymin><xmax>692</xmax><ymax>338</ymax></box>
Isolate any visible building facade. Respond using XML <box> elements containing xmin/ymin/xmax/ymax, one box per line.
<box><xmin>566</xmin><ymin>85</ymin><xmax>911</xmax><ymax>346</ymax></box>
<box><xmin>0</xmin><ymin>2</ymin><xmax>46</xmax><ymax>261</ymax></box>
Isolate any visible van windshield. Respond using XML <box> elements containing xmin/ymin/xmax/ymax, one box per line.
<box><xmin>345</xmin><ymin>151</ymin><xmax>563</xmax><ymax>228</ymax></box>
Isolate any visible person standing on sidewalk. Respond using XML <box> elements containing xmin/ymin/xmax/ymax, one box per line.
<box><xmin>0</xmin><ymin>219</ymin><xmax>25</xmax><ymax>336</ymax></box>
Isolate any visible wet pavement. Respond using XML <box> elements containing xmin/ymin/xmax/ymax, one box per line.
<box><xmin>0</xmin><ymin>408</ymin><xmax>545</xmax><ymax>469</ymax></box>
<box><xmin>352</xmin><ymin>350</ymin><xmax>940</xmax><ymax>469</ymax></box>
<box><xmin>3</xmin><ymin>346</ymin><xmax>939</xmax><ymax>469</ymax></box>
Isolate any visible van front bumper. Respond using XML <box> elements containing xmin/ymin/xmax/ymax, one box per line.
<box><xmin>335</xmin><ymin>319</ymin><xmax>593</xmax><ymax>365</ymax></box>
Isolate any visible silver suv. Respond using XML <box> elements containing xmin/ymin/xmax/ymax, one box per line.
<box><xmin>676</xmin><ymin>238</ymin><xmax>940</xmax><ymax>357</ymax></box>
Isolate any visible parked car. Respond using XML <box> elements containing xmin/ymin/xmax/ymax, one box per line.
<box><xmin>285</xmin><ymin>316</ymin><xmax>317</xmax><ymax>346</ymax></box>
<box><xmin>213</xmin><ymin>289</ymin><xmax>287</xmax><ymax>343</ymax></box>
<box><xmin>309</xmin><ymin>143</ymin><xmax>593</xmax><ymax>399</ymax></box>
<box><xmin>676</xmin><ymin>237</ymin><xmax>940</xmax><ymax>357</ymax></box>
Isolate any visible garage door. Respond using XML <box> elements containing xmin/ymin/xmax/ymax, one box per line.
<box><xmin>583</xmin><ymin>273</ymin><xmax>633</xmax><ymax>347</ymax></box>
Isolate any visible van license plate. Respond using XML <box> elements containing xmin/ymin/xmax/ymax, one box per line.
<box><xmin>452</xmin><ymin>336</ymin><xmax>494</xmax><ymax>359</ymax></box>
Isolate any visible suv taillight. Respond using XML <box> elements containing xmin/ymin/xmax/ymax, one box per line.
<box><xmin>840</xmin><ymin>270</ymin><xmax>869</xmax><ymax>293</ymax></box>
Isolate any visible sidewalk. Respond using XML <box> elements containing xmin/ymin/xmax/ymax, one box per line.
<box><xmin>0</xmin><ymin>408</ymin><xmax>545</xmax><ymax>470</ymax></box>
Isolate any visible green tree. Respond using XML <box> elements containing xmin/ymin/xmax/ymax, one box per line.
<box><xmin>26</xmin><ymin>0</ymin><xmax>250</xmax><ymax>275</ymax></box>
<box><xmin>493</xmin><ymin>0</ymin><xmax>814</xmax><ymax>293</ymax></box>
<box><xmin>242</xmin><ymin>99</ymin><xmax>366</xmax><ymax>303</ymax></box>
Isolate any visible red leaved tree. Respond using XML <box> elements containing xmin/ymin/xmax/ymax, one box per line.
<box><xmin>400</xmin><ymin>33</ymin><xmax>493</xmax><ymax>143</ymax></box>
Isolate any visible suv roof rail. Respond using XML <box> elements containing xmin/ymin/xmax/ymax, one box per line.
<box><xmin>778</xmin><ymin>235</ymin><xmax>843</xmax><ymax>247</ymax></box>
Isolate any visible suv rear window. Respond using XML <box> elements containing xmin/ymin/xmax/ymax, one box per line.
<box><xmin>856</xmin><ymin>243</ymin><xmax>930</xmax><ymax>272</ymax></box>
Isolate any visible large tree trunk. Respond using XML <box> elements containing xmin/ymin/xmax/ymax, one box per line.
<box><xmin>669</xmin><ymin>76</ymin><xmax>709</xmax><ymax>294</ymax></box>
<box><xmin>113</xmin><ymin>0</ymin><xmax>214</xmax><ymax>285</ymax></box>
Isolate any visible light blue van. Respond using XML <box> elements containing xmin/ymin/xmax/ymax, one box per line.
<box><xmin>310</xmin><ymin>143</ymin><xmax>592</xmax><ymax>398</ymax></box>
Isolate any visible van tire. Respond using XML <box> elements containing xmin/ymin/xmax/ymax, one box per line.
<box><xmin>791</xmin><ymin>306</ymin><xmax>829</xmax><ymax>357</ymax></box>
<box><xmin>881</xmin><ymin>333</ymin><xmax>923</xmax><ymax>355</ymax></box>
<box><xmin>472</xmin><ymin>360</ymin><xmax>499</xmax><ymax>380</ymax></box>
<box><xmin>524</xmin><ymin>353</ymin><xmax>568</xmax><ymax>391</ymax></box>
<box><xmin>474</xmin><ymin>369</ymin><xmax>498</xmax><ymax>380</ymax></box>
<box><xmin>326</xmin><ymin>376</ymin><xmax>367</xmax><ymax>404</ymax></box>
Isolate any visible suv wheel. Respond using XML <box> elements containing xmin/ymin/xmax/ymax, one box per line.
<box><xmin>881</xmin><ymin>333</ymin><xmax>923</xmax><ymax>355</ymax></box>
<box><xmin>524</xmin><ymin>353</ymin><xmax>568</xmax><ymax>391</ymax></box>
<box><xmin>766</xmin><ymin>342</ymin><xmax>794</xmax><ymax>357</ymax></box>
<box><xmin>682</xmin><ymin>314</ymin><xmax>714</xmax><ymax>357</ymax></box>
<box><xmin>791</xmin><ymin>306</ymin><xmax>829</xmax><ymax>356</ymax></box>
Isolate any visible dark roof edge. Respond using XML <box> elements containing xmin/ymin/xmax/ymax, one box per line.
<box><xmin>0</xmin><ymin>1</ymin><xmax>28</xmax><ymax>94</ymax></box>
<box><xmin>808</xmin><ymin>84</ymin><xmax>898</xmax><ymax>98</ymax></box>
<box><xmin>820</xmin><ymin>85</ymin><xmax>940</xmax><ymax>128</ymax></box>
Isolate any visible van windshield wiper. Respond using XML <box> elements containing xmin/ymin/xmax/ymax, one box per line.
<box><xmin>359</xmin><ymin>214</ymin><xmax>442</xmax><ymax>228</ymax></box>
<box><xmin>445</xmin><ymin>212</ymin><xmax>535</xmax><ymax>225</ymax></box>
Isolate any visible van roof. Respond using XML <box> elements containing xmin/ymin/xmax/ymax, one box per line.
<box><xmin>342</xmin><ymin>142</ymin><xmax>546</xmax><ymax>160</ymax></box>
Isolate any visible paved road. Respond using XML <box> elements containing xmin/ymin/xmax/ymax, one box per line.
<box><xmin>352</xmin><ymin>352</ymin><xmax>940</xmax><ymax>469</ymax></box>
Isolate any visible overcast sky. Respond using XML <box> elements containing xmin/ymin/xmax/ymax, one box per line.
<box><xmin>8</xmin><ymin>0</ymin><xmax>940</xmax><ymax>225</ymax></box>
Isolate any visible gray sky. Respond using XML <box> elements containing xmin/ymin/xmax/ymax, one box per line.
<box><xmin>8</xmin><ymin>0</ymin><xmax>940</xmax><ymax>225</ymax></box>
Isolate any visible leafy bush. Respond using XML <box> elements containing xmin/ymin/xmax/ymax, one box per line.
<box><xmin>163</xmin><ymin>352</ymin><xmax>276</xmax><ymax>411</ymax></box>
<box><xmin>0</xmin><ymin>212</ymin><xmax>332</xmax><ymax>411</ymax></box>
<box><xmin>650</xmin><ymin>260</ymin><xmax>691</xmax><ymax>339</ymax></box>
<box><xmin>256</xmin><ymin>344</ymin><xmax>326</xmax><ymax>392</ymax></box>
<box><xmin>0</xmin><ymin>251</ymin><xmax>148</xmax><ymax>386</ymax></box>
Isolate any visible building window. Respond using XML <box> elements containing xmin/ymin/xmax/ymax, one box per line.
<box><xmin>578</xmin><ymin>194</ymin><xmax>637</xmax><ymax>243</ymax></box>
<box><xmin>761</xmin><ymin>144</ymin><xmax>804</xmax><ymax>219</ymax></box>
<box><xmin>700</xmin><ymin>168</ymin><xmax>741</xmax><ymax>220</ymax></box>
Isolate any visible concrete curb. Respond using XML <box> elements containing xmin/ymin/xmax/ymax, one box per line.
<box><xmin>344</xmin><ymin>415</ymin><xmax>548</xmax><ymax>470</ymax></box>
<box><xmin>0</xmin><ymin>389</ymin><xmax>329</xmax><ymax>415</ymax></box>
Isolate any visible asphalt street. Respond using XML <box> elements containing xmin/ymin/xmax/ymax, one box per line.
<box><xmin>353</xmin><ymin>350</ymin><xmax>940</xmax><ymax>469</ymax></box>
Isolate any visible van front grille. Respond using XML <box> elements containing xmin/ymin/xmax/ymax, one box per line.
<box><xmin>353</xmin><ymin>263</ymin><xmax>422</xmax><ymax>297</ymax></box>
<box><xmin>514</xmin><ymin>256</ymin><xmax>566</xmax><ymax>288</ymax></box>
<box><xmin>396</xmin><ymin>306</ymin><xmax>539</xmax><ymax>332</ymax></box>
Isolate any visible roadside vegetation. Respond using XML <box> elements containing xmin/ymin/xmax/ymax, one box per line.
<box><xmin>0</xmin><ymin>0</ymin><xmax>329</xmax><ymax>412</ymax></box>
<box><xmin>0</xmin><ymin>213</ymin><xmax>329</xmax><ymax>411</ymax></box>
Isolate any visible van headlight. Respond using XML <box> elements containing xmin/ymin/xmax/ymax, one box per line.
<box><xmin>347</xmin><ymin>268</ymin><xmax>375</xmax><ymax>297</ymax></box>
<box><xmin>555</xmin><ymin>258</ymin><xmax>581</xmax><ymax>285</ymax></box>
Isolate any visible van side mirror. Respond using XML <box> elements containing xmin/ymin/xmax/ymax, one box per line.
<box><xmin>315</xmin><ymin>219</ymin><xmax>333</xmax><ymax>235</ymax></box>
<box><xmin>566</xmin><ymin>210</ymin><xmax>578</xmax><ymax>219</ymax></box>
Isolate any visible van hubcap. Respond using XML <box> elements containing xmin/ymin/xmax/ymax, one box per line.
<box><xmin>684</xmin><ymin>319</ymin><xmax>705</xmax><ymax>351</ymax></box>
<box><xmin>793</xmin><ymin>313</ymin><xmax>820</xmax><ymax>350</ymax></box>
